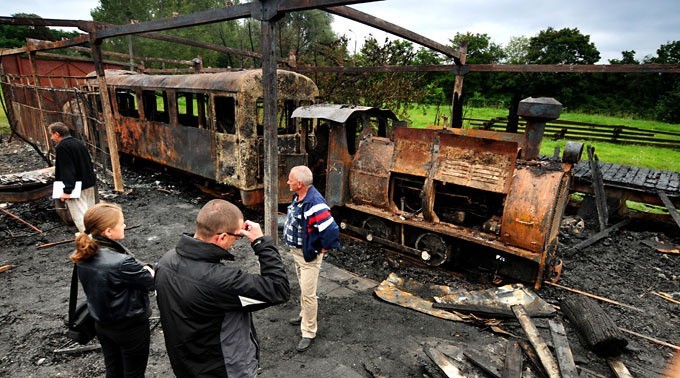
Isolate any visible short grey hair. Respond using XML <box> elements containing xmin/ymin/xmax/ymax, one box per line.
<box><xmin>291</xmin><ymin>165</ymin><xmax>313</xmax><ymax>186</ymax></box>
<box><xmin>48</xmin><ymin>122</ymin><xmax>71</xmax><ymax>137</ymax></box>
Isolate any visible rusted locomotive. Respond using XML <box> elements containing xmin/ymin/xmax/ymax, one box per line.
<box><xmin>295</xmin><ymin>99</ymin><xmax>583</xmax><ymax>289</ymax></box>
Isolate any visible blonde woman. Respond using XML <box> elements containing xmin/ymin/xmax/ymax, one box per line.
<box><xmin>71</xmin><ymin>203</ymin><xmax>154</xmax><ymax>377</ymax></box>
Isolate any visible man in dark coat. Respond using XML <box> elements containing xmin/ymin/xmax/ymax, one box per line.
<box><xmin>155</xmin><ymin>199</ymin><xmax>290</xmax><ymax>378</ymax></box>
<box><xmin>48</xmin><ymin>122</ymin><xmax>97</xmax><ymax>232</ymax></box>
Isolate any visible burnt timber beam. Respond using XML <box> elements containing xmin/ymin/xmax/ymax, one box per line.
<box><xmin>89</xmin><ymin>36</ymin><xmax>124</xmax><ymax>192</ymax></box>
<box><xmin>658</xmin><ymin>191</ymin><xmax>680</xmax><ymax>230</ymax></box>
<box><xmin>92</xmin><ymin>0</ymin><xmax>375</xmax><ymax>40</ymax></box>
<box><xmin>469</xmin><ymin>64</ymin><xmax>680</xmax><ymax>73</ymax></box>
<box><xmin>324</xmin><ymin>5</ymin><xmax>460</xmax><ymax>62</ymax></box>
<box><xmin>0</xmin><ymin>16</ymin><xmax>95</xmax><ymax>33</ymax></box>
<box><xmin>298</xmin><ymin>64</ymin><xmax>680</xmax><ymax>74</ymax></box>
<box><xmin>261</xmin><ymin>13</ymin><xmax>279</xmax><ymax>241</ymax></box>
<box><xmin>451</xmin><ymin>42</ymin><xmax>467</xmax><ymax>128</ymax></box>
<box><xmin>0</xmin><ymin>35</ymin><xmax>90</xmax><ymax>56</ymax></box>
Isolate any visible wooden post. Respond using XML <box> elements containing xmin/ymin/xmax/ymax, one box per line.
<box><xmin>450</xmin><ymin>41</ymin><xmax>467</xmax><ymax>129</ymax></box>
<box><xmin>260</xmin><ymin>1</ymin><xmax>280</xmax><ymax>241</ymax></box>
<box><xmin>587</xmin><ymin>146</ymin><xmax>608</xmax><ymax>231</ymax></box>
<box><xmin>89</xmin><ymin>35</ymin><xmax>124</xmax><ymax>192</ymax></box>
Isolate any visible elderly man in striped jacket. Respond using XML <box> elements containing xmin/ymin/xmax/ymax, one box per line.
<box><xmin>283</xmin><ymin>165</ymin><xmax>340</xmax><ymax>352</ymax></box>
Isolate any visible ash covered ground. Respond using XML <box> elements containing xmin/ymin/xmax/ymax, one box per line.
<box><xmin>0</xmin><ymin>138</ymin><xmax>678</xmax><ymax>377</ymax></box>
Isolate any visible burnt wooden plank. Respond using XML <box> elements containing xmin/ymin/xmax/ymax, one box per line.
<box><xmin>656</xmin><ymin>170</ymin><xmax>672</xmax><ymax>191</ymax></box>
<box><xmin>464</xmin><ymin>349</ymin><xmax>502</xmax><ymax>378</ymax></box>
<box><xmin>518</xmin><ymin>340</ymin><xmax>549</xmax><ymax>378</ymax></box>
<box><xmin>620</xmin><ymin>166</ymin><xmax>640</xmax><ymax>186</ymax></box>
<box><xmin>644</xmin><ymin>169</ymin><xmax>661</xmax><ymax>189</ymax></box>
<box><xmin>423</xmin><ymin>345</ymin><xmax>465</xmax><ymax>378</ymax></box>
<box><xmin>567</xmin><ymin>219</ymin><xmax>632</xmax><ymax>253</ymax></box>
<box><xmin>548</xmin><ymin>318</ymin><xmax>579</xmax><ymax>378</ymax></box>
<box><xmin>658</xmin><ymin>191</ymin><xmax>680</xmax><ymax>230</ymax></box>
<box><xmin>572</xmin><ymin>161</ymin><xmax>590</xmax><ymax>179</ymax></box>
<box><xmin>668</xmin><ymin>172</ymin><xmax>680</xmax><ymax>191</ymax></box>
<box><xmin>511</xmin><ymin>305</ymin><xmax>561</xmax><ymax>378</ymax></box>
<box><xmin>587</xmin><ymin>147</ymin><xmax>608</xmax><ymax>231</ymax></box>
<box><xmin>502</xmin><ymin>338</ymin><xmax>523</xmax><ymax>378</ymax></box>
<box><xmin>607</xmin><ymin>358</ymin><xmax>634</xmax><ymax>378</ymax></box>
<box><xmin>596</xmin><ymin>162</ymin><xmax>615</xmax><ymax>180</ymax></box>
<box><xmin>611</xmin><ymin>165</ymin><xmax>631</xmax><ymax>183</ymax></box>
<box><xmin>630</xmin><ymin>167</ymin><xmax>651</xmax><ymax>187</ymax></box>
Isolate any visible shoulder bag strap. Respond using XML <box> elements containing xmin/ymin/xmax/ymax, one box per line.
<box><xmin>68</xmin><ymin>264</ymin><xmax>79</xmax><ymax>326</ymax></box>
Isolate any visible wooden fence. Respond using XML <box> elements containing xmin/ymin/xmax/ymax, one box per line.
<box><xmin>468</xmin><ymin>118</ymin><xmax>680</xmax><ymax>149</ymax></box>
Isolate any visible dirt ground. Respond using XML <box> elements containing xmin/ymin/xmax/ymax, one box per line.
<box><xmin>1</xmin><ymin>138</ymin><xmax>678</xmax><ymax>378</ymax></box>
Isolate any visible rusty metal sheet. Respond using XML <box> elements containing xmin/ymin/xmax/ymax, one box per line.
<box><xmin>374</xmin><ymin>273</ymin><xmax>465</xmax><ymax>322</ymax></box>
<box><xmin>501</xmin><ymin>168</ymin><xmax>569</xmax><ymax>253</ymax></box>
<box><xmin>116</xmin><ymin>118</ymin><xmax>215</xmax><ymax>179</ymax></box>
<box><xmin>433</xmin><ymin>283</ymin><xmax>556</xmax><ymax>317</ymax></box>
<box><xmin>427</xmin><ymin>126</ymin><xmax>525</xmax><ymax>145</ymax></box>
<box><xmin>436</xmin><ymin>133</ymin><xmax>518</xmax><ymax>194</ymax></box>
<box><xmin>391</xmin><ymin>127</ymin><xmax>435</xmax><ymax>177</ymax></box>
<box><xmin>291</xmin><ymin>103</ymin><xmax>397</xmax><ymax>124</ymax></box>
<box><xmin>349</xmin><ymin>136</ymin><xmax>394</xmax><ymax>208</ymax></box>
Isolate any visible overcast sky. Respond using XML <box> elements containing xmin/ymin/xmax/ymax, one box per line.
<box><xmin>4</xmin><ymin>0</ymin><xmax>678</xmax><ymax>64</ymax></box>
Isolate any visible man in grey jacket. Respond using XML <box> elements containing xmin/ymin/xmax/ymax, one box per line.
<box><xmin>156</xmin><ymin>199</ymin><xmax>290</xmax><ymax>378</ymax></box>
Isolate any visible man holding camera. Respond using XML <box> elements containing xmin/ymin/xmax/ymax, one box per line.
<box><xmin>155</xmin><ymin>199</ymin><xmax>290</xmax><ymax>378</ymax></box>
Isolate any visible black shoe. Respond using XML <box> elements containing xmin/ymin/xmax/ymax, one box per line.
<box><xmin>288</xmin><ymin>316</ymin><xmax>302</xmax><ymax>325</ymax></box>
<box><xmin>296</xmin><ymin>337</ymin><xmax>314</xmax><ymax>352</ymax></box>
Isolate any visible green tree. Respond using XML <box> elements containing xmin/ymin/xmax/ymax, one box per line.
<box><xmin>525</xmin><ymin>27</ymin><xmax>600</xmax><ymax>64</ymax></box>
<box><xmin>523</xmin><ymin>27</ymin><xmax>601</xmax><ymax>109</ymax></box>
<box><xmin>647</xmin><ymin>41</ymin><xmax>680</xmax><ymax>122</ymax></box>
<box><xmin>503</xmin><ymin>36</ymin><xmax>530</xmax><ymax>64</ymax></box>
<box><xmin>0</xmin><ymin>13</ymin><xmax>57</xmax><ymax>48</ymax></box>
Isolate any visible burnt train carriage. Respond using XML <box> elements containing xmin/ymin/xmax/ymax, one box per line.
<box><xmin>84</xmin><ymin>69</ymin><xmax>318</xmax><ymax>206</ymax></box>
<box><xmin>294</xmin><ymin>101</ymin><xmax>582</xmax><ymax>289</ymax></box>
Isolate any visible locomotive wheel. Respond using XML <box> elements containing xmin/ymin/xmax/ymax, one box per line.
<box><xmin>362</xmin><ymin>217</ymin><xmax>393</xmax><ymax>242</ymax></box>
<box><xmin>415</xmin><ymin>233</ymin><xmax>450</xmax><ymax>266</ymax></box>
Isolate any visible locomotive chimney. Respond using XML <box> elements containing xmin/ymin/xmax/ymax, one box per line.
<box><xmin>517</xmin><ymin>97</ymin><xmax>562</xmax><ymax>160</ymax></box>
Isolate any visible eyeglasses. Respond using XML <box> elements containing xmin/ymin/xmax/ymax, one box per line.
<box><xmin>223</xmin><ymin>231</ymin><xmax>243</xmax><ymax>239</ymax></box>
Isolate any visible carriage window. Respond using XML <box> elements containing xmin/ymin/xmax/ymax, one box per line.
<box><xmin>142</xmin><ymin>90</ymin><xmax>169</xmax><ymax>123</ymax></box>
<box><xmin>214</xmin><ymin>96</ymin><xmax>236</xmax><ymax>134</ymax></box>
<box><xmin>115</xmin><ymin>89</ymin><xmax>139</xmax><ymax>118</ymax></box>
<box><xmin>177</xmin><ymin>92</ymin><xmax>209</xmax><ymax>128</ymax></box>
<box><xmin>277</xmin><ymin>100</ymin><xmax>297</xmax><ymax>135</ymax></box>
<box><xmin>256</xmin><ymin>99</ymin><xmax>298</xmax><ymax>135</ymax></box>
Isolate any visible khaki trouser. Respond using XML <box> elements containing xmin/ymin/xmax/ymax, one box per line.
<box><xmin>291</xmin><ymin>247</ymin><xmax>323</xmax><ymax>339</ymax></box>
<box><xmin>65</xmin><ymin>186</ymin><xmax>97</xmax><ymax>232</ymax></box>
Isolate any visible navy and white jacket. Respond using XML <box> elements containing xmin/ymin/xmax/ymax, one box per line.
<box><xmin>155</xmin><ymin>235</ymin><xmax>290</xmax><ymax>378</ymax></box>
<box><xmin>294</xmin><ymin>185</ymin><xmax>341</xmax><ymax>262</ymax></box>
